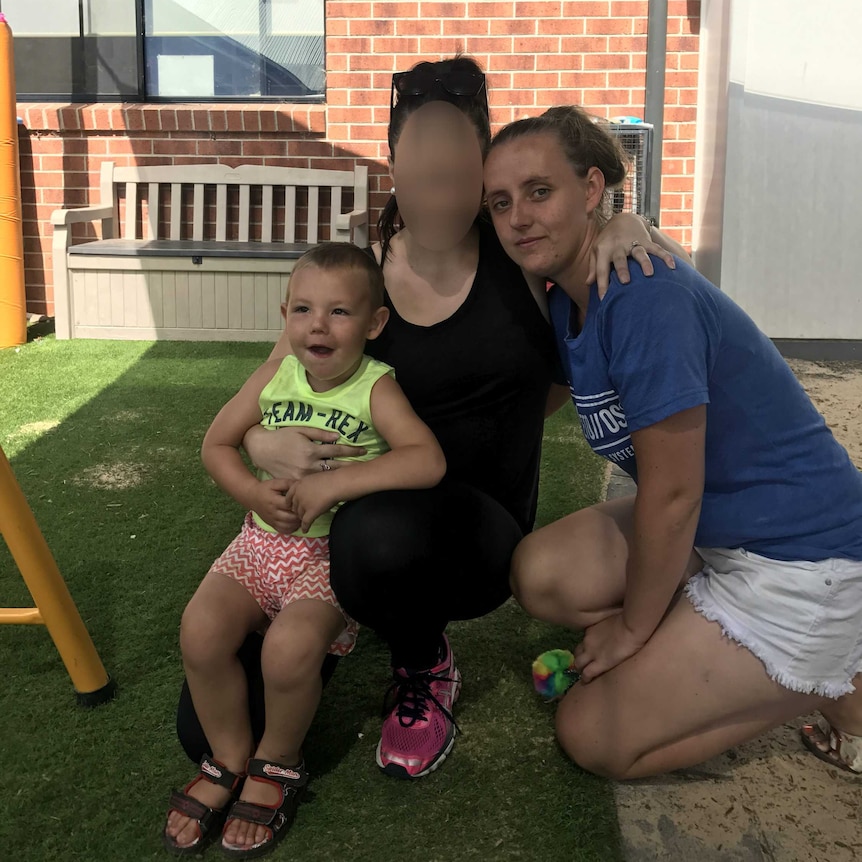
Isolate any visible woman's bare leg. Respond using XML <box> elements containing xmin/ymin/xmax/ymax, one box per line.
<box><xmin>513</xmin><ymin>495</ymin><xmax>828</xmax><ymax>778</ymax></box>
<box><xmin>556</xmin><ymin>598</ymin><xmax>826</xmax><ymax>779</ymax></box>
<box><xmin>801</xmin><ymin>676</ymin><xmax>862</xmax><ymax>769</ymax></box>
<box><xmin>819</xmin><ymin>681</ymin><xmax>862</xmax><ymax>735</ymax></box>
<box><xmin>510</xmin><ymin>495</ymin><xmax>700</xmax><ymax>630</ymax></box>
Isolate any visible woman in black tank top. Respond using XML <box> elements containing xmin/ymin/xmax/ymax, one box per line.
<box><xmin>176</xmin><ymin>57</ymin><xmax>683</xmax><ymax>782</ymax></box>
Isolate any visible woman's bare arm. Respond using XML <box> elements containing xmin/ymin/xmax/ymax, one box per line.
<box><xmin>590</xmin><ymin>213</ymin><xmax>693</xmax><ymax>294</ymax></box>
<box><xmin>574</xmin><ymin>405</ymin><xmax>705</xmax><ymax>683</ymax></box>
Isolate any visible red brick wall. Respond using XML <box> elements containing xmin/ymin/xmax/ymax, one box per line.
<box><xmin>18</xmin><ymin>0</ymin><xmax>699</xmax><ymax>316</ymax></box>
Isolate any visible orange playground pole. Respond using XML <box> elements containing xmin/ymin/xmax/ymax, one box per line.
<box><xmin>0</xmin><ymin>13</ymin><xmax>27</xmax><ymax>349</ymax></box>
<box><xmin>0</xmin><ymin>445</ymin><xmax>116</xmax><ymax>705</ymax></box>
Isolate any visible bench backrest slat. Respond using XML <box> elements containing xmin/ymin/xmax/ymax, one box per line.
<box><xmin>125</xmin><ymin>182</ymin><xmax>138</xmax><ymax>239</ymax></box>
<box><xmin>261</xmin><ymin>185</ymin><xmax>273</xmax><ymax>242</ymax></box>
<box><xmin>284</xmin><ymin>186</ymin><xmax>296</xmax><ymax>243</ymax></box>
<box><xmin>170</xmin><ymin>183</ymin><xmax>181</xmax><ymax>240</ymax></box>
<box><xmin>238</xmin><ymin>185</ymin><xmax>251</xmax><ymax>242</ymax></box>
<box><xmin>215</xmin><ymin>184</ymin><xmax>228</xmax><ymax>242</ymax></box>
<box><xmin>99</xmin><ymin>162</ymin><xmax>367</xmax><ymax>245</ymax></box>
<box><xmin>147</xmin><ymin>183</ymin><xmax>158</xmax><ymax>239</ymax></box>
<box><xmin>192</xmin><ymin>185</ymin><xmax>204</xmax><ymax>241</ymax></box>
<box><xmin>330</xmin><ymin>186</ymin><xmax>342</xmax><ymax>241</ymax></box>
<box><xmin>307</xmin><ymin>187</ymin><xmax>319</xmax><ymax>244</ymax></box>
<box><xmin>100</xmin><ymin>161</ymin><xmax>117</xmax><ymax>238</ymax></box>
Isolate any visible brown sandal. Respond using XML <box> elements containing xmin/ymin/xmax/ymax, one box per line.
<box><xmin>163</xmin><ymin>755</ymin><xmax>245</xmax><ymax>856</ymax></box>
<box><xmin>221</xmin><ymin>758</ymin><xmax>309</xmax><ymax>858</ymax></box>
<box><xmin>800</xmin><ymin>717</ymin><xmax>862</xmax><ymax>775</ymax></box>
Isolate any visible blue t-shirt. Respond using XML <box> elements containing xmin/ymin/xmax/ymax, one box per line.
<box><xmin>548</xmin><ymin>257</ymin><xmax>862</xmax><ymax>562</ymax></box>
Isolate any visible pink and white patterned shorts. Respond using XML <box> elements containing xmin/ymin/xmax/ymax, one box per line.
<box><xmin>208</xmin><ymin>512</ymin><xmax>358</xmax><ymax>657</ymax></box>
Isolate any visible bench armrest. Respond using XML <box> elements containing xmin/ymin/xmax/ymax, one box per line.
<box><xmin>51</xmin><ymin>204</ymin><xmax>114</xmax><ymax>227</ymax></box>
<box><xmin>334</xmin><ymin>208</ymin><xmax>369</xmax><ymax>245</ymax></box>
<box><xmin>334</xmin><ymin>209</ymin><xmax>367</xmax><ymax>231</ymax></box>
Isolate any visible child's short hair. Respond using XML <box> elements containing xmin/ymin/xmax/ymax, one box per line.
<box><xmin>287</xmin><ymin>242</ymin><xmax>385</xmax><ymax>308</ymax></box>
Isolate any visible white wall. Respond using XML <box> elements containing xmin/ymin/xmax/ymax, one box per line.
<box><xmin>693</xmin><ymin>0</ymin><xmax>862</xmax><ymax>341</ymax></box>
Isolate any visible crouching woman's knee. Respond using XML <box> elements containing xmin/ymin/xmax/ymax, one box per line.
<box><xmin>554</xmin><ymin>687</ymin><xmax>635</xmax><ymax>781</ymax></box>
<box><xmin>509</xmin><ymin>533</ymin><xmax>565</xmax><ymax>620</ymax></box>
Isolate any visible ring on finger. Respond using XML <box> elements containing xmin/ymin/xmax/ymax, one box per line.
<box><xmin>320</xmin><ymin>459</ymin><xmax>332</xmax><ymax>472</ymax></box>
<box><xmin>629</xmin><ymin>240</ymin><xmax>641</xmax><ymax>251</ymax></box>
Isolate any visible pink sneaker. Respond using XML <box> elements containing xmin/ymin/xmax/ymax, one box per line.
<box><xmin>376</xmin><ymin>635</ymin><xmax>462</xmax><ymax>779</ymax></box>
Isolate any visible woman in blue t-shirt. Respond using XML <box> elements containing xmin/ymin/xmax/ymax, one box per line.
<box><xmin>484</xmin><ymin>105</ymin><xmax>862</xmax><ymax>779</ymax></box>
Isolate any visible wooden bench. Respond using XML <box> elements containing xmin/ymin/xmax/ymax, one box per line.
<box><xmin>51</xmin><ymin>161</ymin><xmax>369</xmax><ymax>341</ymax></box>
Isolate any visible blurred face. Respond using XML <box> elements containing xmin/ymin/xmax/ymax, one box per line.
<box><xmin>484</xmin><ymin>132</ymin><xmax>604</xmax><ymax>285</ymax></box>
<box><xmin>282</xmin><ymin>265</ymin><xmax>388</xmax><ymax>391</ymax></box>
<box><xmin>390</xmin><ymin>101</ymin><xmax>485</xmax><ymax>251</ymax></box>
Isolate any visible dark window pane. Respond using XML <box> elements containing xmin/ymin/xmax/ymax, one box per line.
<box><xmin>3</xmin><ymin>0</ymin><xmax>139</xmax><ymax>100</ymax></box>
<box><xmin>1</xmin><ymin>0</ymin><xmax>324</xmax><ymax>101</ymax></box>
<box><xmin>13</xmin><ymin>36</ymin><xmax>139</xmax><ymax>100</ymax></box>
<box><xmin>144</xmin><ymin>0</ymin><xmax>324</xmax><ymax>100</ymax></box>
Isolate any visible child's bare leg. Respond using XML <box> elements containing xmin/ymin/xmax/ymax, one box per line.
<box><xmin>166</xmin><ymin>572</ymin><xmax>267</xmax><ymax>848</ymax></box>
<box><xmin>223</xmin><ymin>599</ymin><xmax>346</xmax><ymax>849</ymax></box>
<box><xmin>257</xmin><ymin>601</ymin><xmax>345</xmax><ymax>765</ymax></box>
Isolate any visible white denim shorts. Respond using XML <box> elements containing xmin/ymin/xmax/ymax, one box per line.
<box><xmin>685</xmin><ymin>547</ymin><xmax>862</xmax><ymax>699</ymax></box>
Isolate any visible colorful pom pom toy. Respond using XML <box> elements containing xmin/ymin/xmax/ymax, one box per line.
<box><xmin>532</xmin><ymin>649</ymin><xmax>579</xmax><ymax>701</ymax></box>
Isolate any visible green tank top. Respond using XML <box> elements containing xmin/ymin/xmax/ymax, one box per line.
<box><xmin>254</xmin><ymin>354</ymin><xmax>394</xmax><ymax>537</ymax></box>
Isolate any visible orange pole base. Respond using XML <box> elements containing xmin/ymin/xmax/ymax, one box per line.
<box><xmin>0</xmin><ymin>444</ymin><xmax>116</xmax><ymax>706</ymax></box>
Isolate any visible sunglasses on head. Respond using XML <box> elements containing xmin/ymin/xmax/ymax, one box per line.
<box><xmin>390</xmin><ymin>65</ymin><xmax>488</xmax><ymax>115</ymax></box>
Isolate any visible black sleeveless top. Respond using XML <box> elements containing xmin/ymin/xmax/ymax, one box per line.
<box><xmin>365</xmin><ymin>221</ymin><xmax>561</xmax><ymax>532</ymax></box>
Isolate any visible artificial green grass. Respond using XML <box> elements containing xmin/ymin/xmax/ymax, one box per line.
<box><xmin>0</xmin><ymin>337</ymin><xmax>617</xmax><ymax>861</ymax></box>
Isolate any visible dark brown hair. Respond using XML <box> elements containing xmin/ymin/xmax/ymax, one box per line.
<box><xmin>288</xmin><ymin>242</ymin><xmax>384</xmax><ymax>307</ymax></box>
<box><xmin>379</xmin><ymin>55</ymin><xmax>491</xmax><ymax>260</ymax></box>
<box><xmin>489</xmin><ymin>105</ymin><xmax>630</xmax><ymax>226</ymax></box>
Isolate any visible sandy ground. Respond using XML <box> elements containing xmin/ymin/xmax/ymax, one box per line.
<box><xmin>787</xmin><ymin>360</ymin><xmax>862</xmax><ymax>467</ymax></box>
<box><xmin>612</xmin><ymin>359</ymin><xmax>862</xmax><ymax>862</ymax></box>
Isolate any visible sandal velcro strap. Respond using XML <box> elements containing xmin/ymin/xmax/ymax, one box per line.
<box><xmin>226</xmin><ymin>799</ymin><xmax>284</xmax><ymax>828</ymax></box>
<box><xmin>221</xmin><ymin>760</ymin><xmax>308</xmax><ymax>857</ymax></box>
<box><xmin>164</xmin><ymin>787</ymin><xmax>229</xmax><ymax>855</ymax></box>
<box><xmin>164</xmin><ymin>758</ymin><xmax>245</xmax><ymax>857</ymax></box>
<box><xmin>198</xmin><ymin>755</ymin><xmax>243</xmax><ymax>792</ymax></box>
<box><xmin>245</xmin><ymin>758</ymin><xmax>308</xmax><ymax>789</ymax></box>
<box><xmin>167</xmin><ymin>788</ymin><xmax>220</xmax><ymax>832</ymax></box>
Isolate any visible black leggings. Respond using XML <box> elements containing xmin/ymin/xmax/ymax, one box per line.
<box><xmin>329</xmin><ymin>482</ymin><xmax>523</xmax><ymax>668</ymax></box>
<box><xmin>175</xmin><ymin>481</ymin><xmax>522</xmax><ymax>761</ymax></box>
